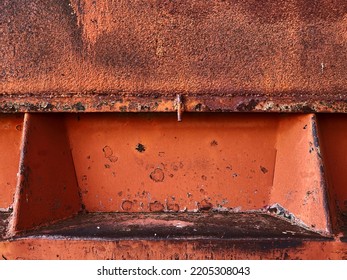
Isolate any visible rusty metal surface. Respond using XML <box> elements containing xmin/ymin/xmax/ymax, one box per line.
<box><xmin>1</xmin><ymin>93</ymin><xmax>347</xmax><ymax>113</ymax></box>
<box><xmin>2</xmin><ymin>1</ymin><xmax>347</xmax><ymax>112</ymax></box>
<box><xmin>0</xmin><ymin>239</ymin><xmax>346</xmax><ymax>260</ymax></box>
<box><xmin>16</xmin><ymin>212</ymin><xmax>327</xmax><ymax>240</ymax></box>
<box><xmin>0</xmin><ymin>212</ymin><xmax>10</xmax><ymax>240</ymax></box>
<box><xmin>342</xmin><ymin>213</ymin><xmax>347</xmax><ymax>242</ymax></box>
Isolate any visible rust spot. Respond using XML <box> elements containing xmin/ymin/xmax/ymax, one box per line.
<box><xmin>237</xmin><ymin>99</ymin><xmax>259</xmax><ymax>111</ymax></box>
<box><xmin>15</xmin><ymin>125</ymin><xmax>22</xmax><ymax>131</ymax></box>
<box><xmin>210</xmin><ymin>140</ymin><xmax>218</xmax><ymax>146</ymax></box>
<box><xmin>108</xmin><ymin>156</ymin><xmax>118</xmax><ymax>162</ymax></box>
<box><xmin>149</xmin><ymin>201</ymin><xmax>164</xmax><ymax>212</ymax></box>
<box><xmin>198</xmin><ymin>199</ymin><xmax>213</xmax><ymax>212</ymax></box>
<box><xmin>117</xmin><ymin>191</ymin><xmax>123</xmax><ymax>197</ymax></box>
<box><xmin>167</xmin><ymin>203</ymin><xmax>180</xmax><ymax>212</ymax></box>
<box><xmin>201</xmin><ymin>175</ymin><xmax>207</xmax><ymax>181</ymax></box>
<box><xmin>103</xmin><ymin>146</ymin><xmax>118</xmax><ymax>162</ymax></box>
<box><xmin>104</xmin><ymin>164</ymin><xmax>110</xmax><ymax>169</ymax></box>
<box><xmin>103</xmin><ymin>146</ymin><xmax>113</xmax><ymax>158</ymax></box>
<box><xmin>135</xmin><ymin>143</ymin><xmax>146</xmax><ymax>153</ymax></box>
<box><xmin>171</xmin><ymin>163</ymin><xmax>179</xmax><ymax>171</ymax></box>
<box><xmin>260</xmin><ymin>166</ymin><xmax>268</xmax><ymax>174</ymax></box>
<box><xmin>121</xmin><ymin>200</ymin><xmax>133</xmax><ymax>211</ymax></box>
<box><xmin>150</xmin><ymin>168</ymin><xmax>164</xmax><ymax>182</ymax></box>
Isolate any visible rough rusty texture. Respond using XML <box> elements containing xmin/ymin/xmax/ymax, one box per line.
<box><xmin>0</xmin><ymin>239</ymin><xmax>346</xmax><ymax>260</ymax></box>
<box><xmin>0</xmin><ymin>212</ymin><xmax>10</xmax><ymax>240</ymax></box>
<box><xmin>2</xmin><ymin>0</ymin><xmax>347</xmax><ymax>112</ymax></box>
<box><xmin>15</xmin><ymin>212</ymin><xmax>327</xmax><ymax>240</ymax></box>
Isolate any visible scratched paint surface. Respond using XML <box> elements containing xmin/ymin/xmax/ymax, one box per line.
<box><xmin>66</xmin><ymin>113</ymin><xmax>278</xmax><ymax>212</ymax></box>
<box><xmin>0</xmin><ymin>113</ymin><xmax>346</xmax><ymax>259</ymax></box>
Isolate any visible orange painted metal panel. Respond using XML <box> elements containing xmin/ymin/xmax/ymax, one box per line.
<box><xmin>1</xmin><ymin>113</ymin><xmax>346</xmax><ymax>259</ymax></box>
<box><xmin>9</xmin><ymin>114</ymin><xmax>81</xmax><ymax>235</ymax></box>
<box><xmin>0</xmin><ymin>115</ymin><xmax>23</xmax><ymax>210</ymax></box>
<box><xmin>271</xmin><ymin>114</ymin><xmax>330</xmax><ymax>234</ymax></box>
<box><xmin>66</xmin><ymin>113</ymin><xmax>278</xmax><ymax>213</ymax></box>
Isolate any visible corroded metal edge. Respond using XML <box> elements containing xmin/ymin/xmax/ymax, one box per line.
<box><xmin>0</xmin><ymin>238</ymin><xmax>346</xmax><ymax>260</ymax></box>
<box><xmin>0</xmin><ymin>212</ymin><xmax>10</xmax><ymax>240</ymax></box>
<box><xmin>1</xmin><ymin>92</ymin><xmax>347</xmax><ymax>113</ymax></box>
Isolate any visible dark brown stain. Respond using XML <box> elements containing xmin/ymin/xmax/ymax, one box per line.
<box><xmin>237</xmin><ymin>100</ymin><xmax>259</xmax><ymax>111</ymax></box>
<box><xmin>260</xmin><ymin>166</ymin><xmax>268</xmax><ymax>174</ymax></box>
<box><xmin>136</xmin><ymin>143</ymin><xmax>146</xmax><ymax>153</ymax></box>
<box><xmin>93</xmin><ymin>30</ymin><xmax>154</xmax><ymax>75</ymax></box>
<box><xmin>210</xmin><ymin>140</ymin><xmax>218</xmax><ymax>147</ymax></box>
<box><xmin>16</xmin><ymin>212</ymin><xmax>329</xmax><ymax>240</ymax></box>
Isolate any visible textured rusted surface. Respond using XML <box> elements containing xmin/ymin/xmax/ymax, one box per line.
<box><xmin>0</xmin><ymin>115</ymin><xmax>23</xmax><ymax>210</ymax></box>
<box><xmin>9</xmin><ymin>114</ymin><xmax>81</xmax><ymax>235</ymax></box>
<box><xmin>0</xmin><ymin>239</ymin><xmax>346</xmax><ymax>260</ymax></box>
<box><xmin>342</xmin><ymin>213</ymin><xmax>347</xmax><ymax>242</ymax></box>
<box><xmin>1</xmin><ymin>93</ymin><xmax>347</xmax><ymax>113</ymax></box>
<box><xmin>16</xmin><ymin>212</ymin><xmax>327</xmax><ymax>240</ymax></box>
<box><xmin>2</xmin><ymin>1</ymin><xmax>347</xmax><ymax>112</ymax></box>
<box><xmin>0</xmin><ymin>212</ymin><xmax>10</xmax><ymax>240</ymax></box>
